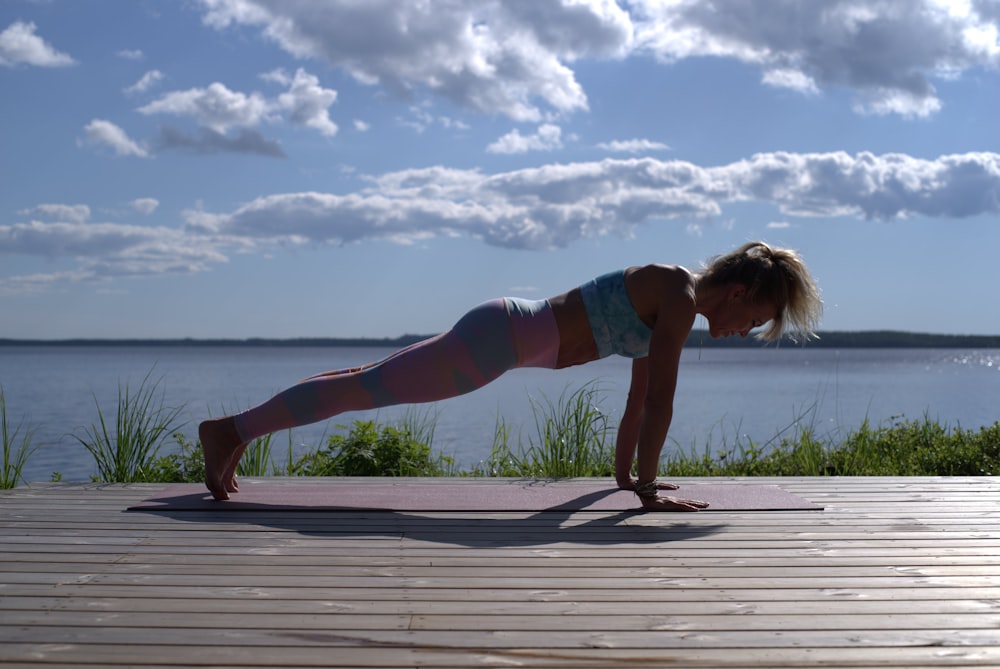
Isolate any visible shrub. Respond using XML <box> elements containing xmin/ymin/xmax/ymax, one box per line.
<box><xmin>291</xmin><ymin>412</ymin><xmax>453</xmax><ymax>477</ymax></box>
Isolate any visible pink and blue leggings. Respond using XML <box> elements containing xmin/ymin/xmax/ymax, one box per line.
<box><xmin>232</xmin><ymin>298</ymin><xmax>559</xmax><ymax>444</ymax></box>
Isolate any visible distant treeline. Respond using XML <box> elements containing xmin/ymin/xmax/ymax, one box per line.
<box><xmin>2</xmin><ymin>330</ymin><xmax>1000</xmax><ymax>349</ymax></box>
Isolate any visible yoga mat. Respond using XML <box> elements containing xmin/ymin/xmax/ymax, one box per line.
<box><xmin>130</xmin><ymin>481</ymin><xmax>821</xmax><ymax>512</ymax></box>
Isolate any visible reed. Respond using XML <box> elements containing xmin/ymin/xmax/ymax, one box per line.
<box><xmin>69</xmin><ymin>376</ymin><xmax>1000</xmax><ymax>481</ymax></box>
<box><xmin>238</xmin><ymin>433</ymin><xmax>278</xmax><ymax>477</ymax></box>
<box><xmin>1</xmin><ymin>387</ymin><xmax>39</xmax><ymax>489</ymax></box>
<box><xmin>662</xmin><ymin>414</ymin><xmax>1000</xmax><ymax>477</ymax></box>
<box><xmin>474</xmin><ymin>382</ymin><xmax>614</xmax><ymax>477</ymax></box>
<box><xmin>74</xmin><ymin>371</ymin><xmax>186</xmax><ymax>482</ymax></box>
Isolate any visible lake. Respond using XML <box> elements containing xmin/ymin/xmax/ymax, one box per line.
<box><xmin>1</xmin><ymin>345</ymin><xmax>998</xmax><ymax>482</ymax></box>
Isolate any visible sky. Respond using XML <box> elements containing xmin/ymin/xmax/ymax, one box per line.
<box><xmin>2</xmin><ymin>0</ymin><xmax>1000</xmax><ymax>340</ymax></box>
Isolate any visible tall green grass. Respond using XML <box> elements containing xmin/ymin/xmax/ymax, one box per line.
<box><xmin>661</xmin><ymin>415</ymin><xmax>1000</xmax><ymax>477</ymax></box>
<box><xmin>473</xmin><ymin>383</ymin><xmax>615</xmax><ymax>477</ymax></box>
<box><xmin>1</xmin><ymin>387</ymin><xmax>39</xmax><ymax>489</ymax></box>
<box><xmin>22</xmin><ymin>375</ymin><xmax>1000</xmax><ymax>483</ymax></box>
<box><xmin>74</xmin><ymin>372</ymin><xmax>186</xmax><ymax>482</ymax></box>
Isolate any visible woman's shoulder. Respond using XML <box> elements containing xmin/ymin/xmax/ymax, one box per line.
<box><xmin>627</xmin><ymin>263</ymin><xmax>695</xmax><ymax>293</ymax></box>
<box><xmin>625</xmin><ymin>264</ymin><xmax>697</xmax><ymax>321</ymax></box>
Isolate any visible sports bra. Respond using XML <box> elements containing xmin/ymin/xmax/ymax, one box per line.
<box><xmin>579</xmin><ymin>270</ymin><xmax>653</xmax><ymax>359</ymax></box>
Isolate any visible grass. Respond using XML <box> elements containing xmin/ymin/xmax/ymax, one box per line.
<box><xmin>472</xmin><ymin>382</ymin><xmax>615</xmax><ymax>477</ymax></box>
<box><xmin>1</xmin><ymin>387</ymin><xmax>39</xmax><ymax>489</ymax></box>
<box><xmin>73</xmin><ymin>371</ymin><xmax>186</xmax><ymax>483</ymax></box>
<box><xmin>661</xmin><ymin>415</ymin><xmax>1000</xmax><ymax>477</ymax></box>
<box><xmin>5</xmin><ymin>377</ymin><xmax>999</xmax><ymax>484</ymax></box>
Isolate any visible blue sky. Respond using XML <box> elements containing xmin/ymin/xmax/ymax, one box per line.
<box><xmin>2</xmin><ymin>0</ymin><xmax>1000</xmax><ymax>339</ymax></box>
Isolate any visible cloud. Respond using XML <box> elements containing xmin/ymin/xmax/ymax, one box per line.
<box><xmin>630</xmin><ymin>0</ymin><xmax>1000</xmax><ymax>118</ymax></box>
<box><xmin>190</xmin><ymin>1</ymin><xmax>1000</xmax><ymax>120</ymax></box>
<box><xmin>190</xmin><ymin>151</ymin><xmax>1000</xmax><ymax>251</ymax></box>
<box><xmin>138</xmin><ymin>82</ymin><xmax>274</xmax><ymax>133</ymax></box>
<box><xmin>124</xmin><ymin>69</ymin><xmax>164</xmax><ymax>95</ymax></box>
<box><xmin>130</xmin><ymin>198</ymin><xmax>159</xmax><ymax>215</ymax></box>
<box><xmin>6</xmin><ymin>151</ymin><xmax>1000</xmax><ymax>292</ymax></box>
<box><xmin>17</xmin><ymin>204</ymin><xmax>91</xmax><ymax>224</ymax></box>
<box><xmin>398</xmin><ymin>105</ymin><xmax>467</xmax><ymax>133</ymax></box>
<box><xmin>196</xmin><ymin>0</ymin><xmax>622</xmax><ymax>121</ymax></box>
<box><xmin>81</xmin><ymin>120</ymin><xmax>149</xmax><ymax>157</ymax></box>
<box><xmin>0</xmin><ymin>21</ymin><xmax>75</xmax><ymax>67</ymax></box>
<box><xmin>117</xmin><ymin>49</ymin><xmax>144</xmax><ymax>61</ymax></box>
<box><xmin>597</xmin><ymin>138</ymin><xmax>670</xmax><ymax>154</ymax></box>
<box><xmin>761</xmin><ymin>68</ymin><xmax>819</xmax><ymax>95</ymax></box>
<box><xmin>487</xmin><ymin>124</ymin><xmax>563</xmax><ymax>154</ymax></box>
<box><xmin>0</xmin><ymin>219</ymin><xmax>227</xmax><ymax>287</ymax></box>
<box><xmin>138</xmin><ymin>68</ymin><xmax>337</xmax><ymax>138</ymax></box>
<box><xmin>273</xmin><ymin>68</ymin><xmax>338</xmax><ymax>136</ymax></box>
<box><xmin>156</xmin><ymin>125</ymin><xmax>286</xmax><ymax>157</ymax></box>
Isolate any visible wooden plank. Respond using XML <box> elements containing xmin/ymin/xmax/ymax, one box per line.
<box><xmin>3</xmin><ymin>595</ymin><xmax>999</xmax><ymax>617</ymax></box>
<box><xmin>6</xmin><ymin>608</ymin><xmax>1000</xmax><ymax>632</ymax></box>
<box><xmin>4</xmin><ymin>625</ymin><xmax>1000</xmax><ymax>650</ymax></box>
<box><xmin>2</xmin><ymin>642</ymin><xmax>1000</xmax><ymax>668</ymax></box>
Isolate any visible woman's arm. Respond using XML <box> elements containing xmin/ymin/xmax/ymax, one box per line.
<box><xmin>615</xmin><ymin>358</ymin><xmax>647</xmax><ymax>488</ymax></box>
<box><xmin>616</xmin><ymin>358</ymin><xmax>682</xmax><ymax>492</ymax></box>
<box><xmin>634</xmin><ymin>323</ymin><xmax>685</xmax><ymax>485</ymax></box>
<box><xmin>627</xmin><ymin>266</ymin><xmax>707</xmax><ymax>510</ymax></box>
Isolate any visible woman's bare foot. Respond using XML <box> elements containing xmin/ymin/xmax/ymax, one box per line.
<box><xmin>199</xmin><ymin>417</ymin><xmax>244</xmax><ymax>501</ymax></box>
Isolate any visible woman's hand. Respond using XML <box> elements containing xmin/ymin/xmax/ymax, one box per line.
<box><xmin>640</xmin><ymin>494</ymin><xmax>709</xmax><ymax>512</ymax></box>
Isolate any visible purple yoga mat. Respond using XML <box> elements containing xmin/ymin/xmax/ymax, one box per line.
<box><xmin>130</xmin><ymin>481</ymin><xmax>821</xmax><ymax>512</ymax></box>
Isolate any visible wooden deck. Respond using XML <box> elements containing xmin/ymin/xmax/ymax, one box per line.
<box><xmin>1</xmin><ymin>477</ymin><xmax>999</xmax><ymax>668</ymax></box>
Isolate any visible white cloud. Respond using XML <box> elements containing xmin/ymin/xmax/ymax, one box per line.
<box><xmin>597</xmin><ymin>138</ymin><xmax>670</xmax><ymax>153</ymax></box>
<box><xmin>762</xmin><ymin>68</ymin><xmax>819</xmax><ymax>95</ymax></box>
<box><xmin>130</xmin><ymin>198</ymin><xmax>159</xmax><ymax>215</ymax></box>
<box><xmin>138</xmin><ymin>68</ymin><xmax>338</xmax><ymax>137</ymax></box>
<box><xmin>196</xmin><ymin>0</ymin><xmax>620</xmax><ymax>121</ymax></box>
<box><xmin>0</xmin><ymin>219</ymin><xmax>228</xmax><ymax>289</ymax></box>
<box><xmin>0</xmin><ymin>21</ymin><xmax>75</xmax><ymax>67</ymax></box>
<box><xmin>353</xmin><ymin>119</ymin><xmax>370</xmax><ymax>132</ymax></box>
<box><xmin>117</xmin><ymin>49</ymin><xmax>144</xmax><ymax>61</ymax></box>
<box><xmin>0</xmin><ymin>270</ymin><xmax>93</xmax><ymax>296</ymax></box>
<box><xmin>6</xmin><ymin>150</ymin><xmax>1000</xmax><ymax>291</ymax></box>
<box><xmin>275</xmin><ymin>68</ymin><xmax>338</xmax><ymax>136</ymax></box>
<box><xmin>124</xmin><ymin>70</ymin><xmax>164</xmax><ymax>95</ymax></box>
<box><xmin>17</xmin><ymin>204</ymin><xmax>91</xmax><ymax>224</ymax></box>
<box><xmin>190</xmin><ymin>151</ymin><xmax>1000</xmax><ymax>251</ymax></box>
<box><xmin>629</xmin><ymin>0</ymin><xmax>1000</xmax><ymax>118</ymax></box>
<box><xmin>81</xmin><ymin>120</ymin><xmax>149</xmax><ymax>158</ymax></box>
<box><xmin>138</xmin><ymin>82</ymin><xmax>273</xmax><ymax>133</ymax></box>
<box><xmin>398</xmin><ymin>105</ymin><xmax>467</xmax><ymax>134</ymax></box>
<box><xmin>487</xmin><ymin>124</ymin><xmax>563</xmax><ymax>154</ymax></box>
<box><xmin>854</xmin><ymin>88</ymin><xmax>943</xmax><ymax>119</ymax></box>
<box><xmin>192</xmin><ymin>0</ymin><xmax>1000</xmax><ymax>120</ymax></box>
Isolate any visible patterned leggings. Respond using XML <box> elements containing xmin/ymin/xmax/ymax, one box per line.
<box><xmin>233</xmin><ymin>298</ymin><xmax>559</xmax><ymax>443</ymax></box>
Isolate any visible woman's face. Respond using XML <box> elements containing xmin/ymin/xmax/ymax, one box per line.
<box><xmin>708</xmin><ymin>293</ymin><xmax>777</xmax><ymax>339</ymax></box>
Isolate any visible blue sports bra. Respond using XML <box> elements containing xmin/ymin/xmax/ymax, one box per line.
<box><xmin>579</xmin><ymin>270</ymin><xmax>653</xmax><ymax>358</ymax></box>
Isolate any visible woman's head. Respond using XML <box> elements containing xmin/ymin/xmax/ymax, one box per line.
<box><xmin>701</xmin><ymin>241</ymin><xmax>822</xmax><ymax>342</ymax></box>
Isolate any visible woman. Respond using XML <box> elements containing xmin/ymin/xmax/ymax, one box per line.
<box><xmin>200</xmin><ymin>241</ymin><xmax>822</xmax><ymax>509</ymax></box>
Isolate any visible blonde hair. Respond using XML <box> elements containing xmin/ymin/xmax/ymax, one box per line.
<box><xmin>701</xmin><ymin>241</ymin><xmax>822</xmax><ymax>342</ymax></box>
